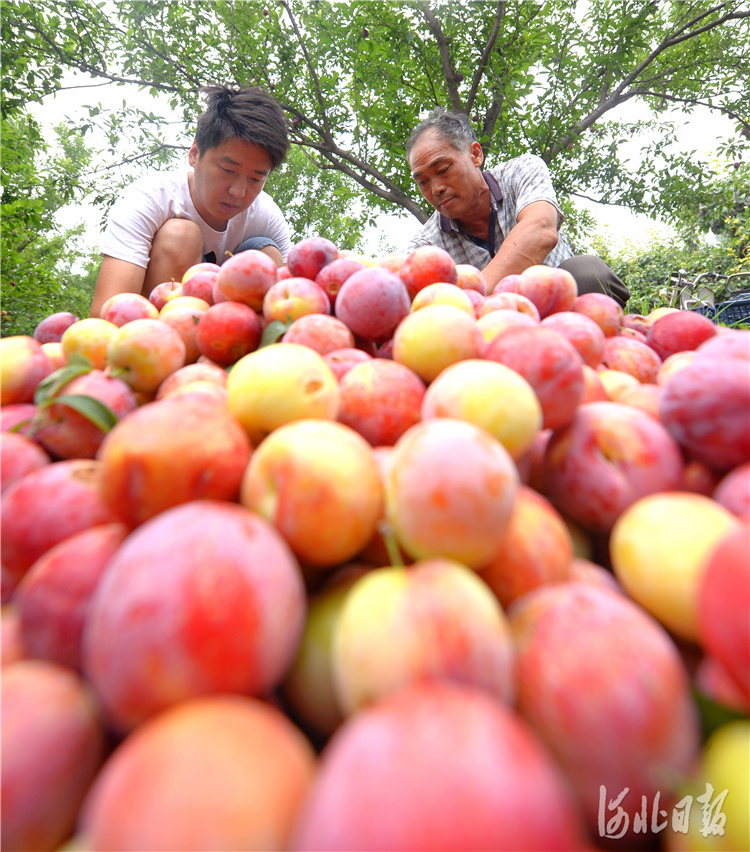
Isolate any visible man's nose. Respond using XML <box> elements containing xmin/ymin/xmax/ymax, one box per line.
<box><xmin>228</xmin><ymin>177</ymin><xmax>247</xmax><ymax>198</ymax></box>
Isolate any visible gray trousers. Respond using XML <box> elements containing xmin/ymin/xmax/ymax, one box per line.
<box><xmin>558</xmin><ymin>254</ymin><xmax>630</xmax><ymax>309</ymax></box>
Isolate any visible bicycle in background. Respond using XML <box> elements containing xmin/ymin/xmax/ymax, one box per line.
<box><xmin>663</xmin><ymin>270</ymin><xmax>750</xmax><ymax>325</ymax></box>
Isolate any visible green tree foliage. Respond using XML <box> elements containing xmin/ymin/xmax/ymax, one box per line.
<box><xmin>1</xmin><ymin>111</ymin><xmax>98</xmax><ymax>336</ymax></box>
<box><xmin>592</xmin><ymin>160</ymin><xmax>750</xmax><ymax>311</ymax></box>
<box><xmin>6</xmin><ymin>1</ymin><xmax>748</xmax><ymax>213</ymax></box>
<box><xmin>2</xmin><ymin>0</ymin><xmax>749</xmax><ymax>294</ymax></box>
<box><xmin>673</xmin><ymin>161</ymin><xmax>750</xmax><ymax>266</ymax></box>
<box><xmin>594</xmin><ymin>233</ymin><xmax>734</xmax><ymax>312</ymax></box>
<box><xmin>266</xmin><ymin>146</ymin><xmax>378</xmax><ymax>248</ymax></box>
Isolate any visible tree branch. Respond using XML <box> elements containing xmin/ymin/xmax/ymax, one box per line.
<box><xmin>415</xmin><ymin>0</ymin><xmax>462</xmax><ymax>111</ymax></box>
<box><xmin>86</xmin><ymin>144</ymin><xmax>188</xmax><ymax>175</ymax></box>
<box><xmin>480</xmin><ymin>1</ymin><xmax>545</xmax><ymax>147</ymax></box>
<box><xmin>666</xmin><ymin>3</ymin><xmax>749</xmax><ymax>47</ymax></box>
<box><xmin>547</xmin><ymin>4</ymin><xmax>749</xmax><ymax>158</ymax></box>
<box><xmin>77</xmin><ymin>1</ymin><xmax>203</xmax><ymax>89</ymax></box>
<box><xmin>633</xmin><ymin>90</ymin><xmax>749</xmax><ymax>127</ymax></box>
<box><xmin>290</xmin><ymin>141</ymin><xmax>427</xmax><ymax>222</ymax></box>
<box><xmin>570</xmin><ymin>190</ymin><xmax>640</xmax><ymax>207</ymax></box>
<box><xmin>298</xmin><ymin>130</ymin><xmax>414</xmax><ymax>199</ymax></box>
<box><xmin>13</xmin><ymin>17</ymin><xmax>183</xmax><ymax>95</ymax></box>
<box><xmin>40</xmin><ymin>81</ymin><xmax>113</xmax><ymax>95</ymax></box>
<box><xmin>482</xmin><ymin>96</ymin><xmax>505</xmax><ymax>153</ymax></box>
<box><xmin>273</xmin><ymin>86</ymin><xmax>416</xmax><ymax>206</ymax></box>
<box><xmin>278</xmin><ymin>0</ymin><xmax>333</xmax><ymax>141</ymax></box>
<box><xmin>67</xmin><ymin>1</ymin><xmax>110</xmax><ymax>73</ymax></box>
<box><xmin>466</xmin><ymin>1</ymin><xmax>504</xmax><ymax>114</ymax></box>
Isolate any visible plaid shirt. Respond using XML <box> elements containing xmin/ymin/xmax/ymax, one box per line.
<box><xmin>406</xmin><ymin>154</ymin><xmax>574</xmax><ymax>269</ymax></box>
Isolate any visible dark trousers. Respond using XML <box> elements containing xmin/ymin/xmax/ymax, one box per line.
<box><xmin>558</xmin><ymin>254</ymin><xmax>630</xmax><ymax>309</ymax></box>
<box><xmin>203</xmin><ymin>236</ymin><xmax>281</xmax><ymax>266</ymax></box>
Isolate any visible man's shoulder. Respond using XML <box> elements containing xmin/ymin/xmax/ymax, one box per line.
<box><xmin>126</xmin><ymin>168</ymin><xmax>188</xmax><ymax>193</ymax></box>
<box><xmin>246</xmin><ymin>190</ymin><xmax>285</xmax><ymax>220</ymax></box>
<box><xmin>411</xmin><ymin>209</ymin><xmax>444</xmax><ymax>239</ymax></box>
<box><xmin>112</xmin><ymin>169</ymin><xmax>190</xmax><ymax>214</ymax></box>
<box><xmin>488</xmin><ymin>153</ymin><xmax>549</xmax><ymax>180</ymax></box>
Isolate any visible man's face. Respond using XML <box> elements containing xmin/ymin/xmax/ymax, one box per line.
<box><xmin>188</xmin><ymin>137</ymin><xmax>272</xmax><ymax>230</ymax></box>
<box><xmin>409</xmin><ymin>129</ymin><xmax>485</xmax><ymax>222</ymax></box>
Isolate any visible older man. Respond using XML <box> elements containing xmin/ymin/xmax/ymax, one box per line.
<box><xmin>405</xmin><ymin>107</ymin><xmax>629</xmax><ymax>307</ymax></box>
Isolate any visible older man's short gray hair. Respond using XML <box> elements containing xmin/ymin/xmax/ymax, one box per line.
<box><xmin>406</xmin><ymin>107</ymin><xmax>477</xmax><ymax>160</ymax></box>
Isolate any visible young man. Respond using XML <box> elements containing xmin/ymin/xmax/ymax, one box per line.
<box><xmin>405</xmin><ymin>107</ymin><xmax>629</xmax><ymax>307</ymax></box>
<box><xmin>89</xmin><ymin>85</ymin><xmax>292</xmax><ymax>317</ymax></box>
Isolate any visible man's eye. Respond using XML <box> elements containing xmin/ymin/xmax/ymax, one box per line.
<box><xmin>222</xmin><ymin>168</ymin><xmax>235</xmax><ymax>175</ymax></box>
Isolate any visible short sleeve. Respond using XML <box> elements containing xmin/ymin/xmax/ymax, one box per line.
<box><xmin>503</xmin><ymin>155</ymin><xmax>564</xmax><ymax>229</ymax></box>
<box><xmin>100</xmin><ymin>183</ymin><xmax>173</xmax><ymax>268</ymax></box>
<box><xmin>262</xmin><ymin>200</ymin><xmax>292</xmax><ymax>262</ymax></box>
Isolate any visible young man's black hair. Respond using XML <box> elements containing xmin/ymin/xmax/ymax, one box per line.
<box><xmin>194</xmin><ymin>84</ymin><xmax>290</xmax><ymax>169</ymax></box>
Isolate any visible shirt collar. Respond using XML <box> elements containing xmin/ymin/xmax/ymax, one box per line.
<box><xmin>438</xmin><ymin>170</ymin><xmax>503</xmax><ymax>233</ymax></box>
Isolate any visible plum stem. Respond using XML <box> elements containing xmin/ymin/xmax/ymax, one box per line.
<box><xmin>378</xmin><ymin>519</ymin><xmax>404</xmax><ymax>568</ymax></box>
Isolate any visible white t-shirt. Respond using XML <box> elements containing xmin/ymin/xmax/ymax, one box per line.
<box><xmin>100</xmin><ymin>168</ymin><xmax>292</xmax><ymax>265</ymax></box>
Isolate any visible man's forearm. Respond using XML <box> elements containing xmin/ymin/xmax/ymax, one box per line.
<box><xmin>482</xmin><ymin>221</ymin><xmax>560</xmax><ymax>292</ymax></box>
<box><xmin>482</xmin><ymin>223</ymin><xmax>557</xmax><ymax>293</ymax></box>
<box><xmin>90</xmin><ymin>256</ymin><xmax>147</xmax><ymax>318</ymax></box>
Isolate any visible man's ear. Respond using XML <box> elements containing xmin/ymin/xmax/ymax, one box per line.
<box><xmin>188</xmin><ymin>141</ymin><xmax>200</xmax><ymax>167</ymax></box>
<box><xmin>470</xmin><ymin>141</ymin><xmax>484</xmax><ymax>168</ymax></box>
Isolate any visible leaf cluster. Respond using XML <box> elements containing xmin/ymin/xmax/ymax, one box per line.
<box><xmin>592</xmin><ymin>226</ymin><xmax>750</xmax><ymax>314</ymax></box>
<box><xmin>1</xmin><ymin>111</ymin><xmax>99</xmax><ymax>336</ymax></box>
<box><xmin>1</xmin><ymin>0</ymin><xmax>749</xmax><ymax>299</ymax></box>
<box><xmin>32</xmin><ymin>353</ymin><xmax>118</xmax><ymax>433</ymax></box>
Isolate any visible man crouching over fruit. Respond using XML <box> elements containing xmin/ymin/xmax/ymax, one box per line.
<box><xmin>89</xmin><ymin>85</ymin><xmax>291</xmax><ymax>317</ymax></box>
<box><xmin>405</xmin><ymin>107</ymin><xmax>629</xmax><ymax>306</ymax></box>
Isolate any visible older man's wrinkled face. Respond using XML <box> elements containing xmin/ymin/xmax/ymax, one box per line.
<box><xmin>409</xmin><ymin>129</ymin><xmax>486</xmax><ymax>223</ymax></box>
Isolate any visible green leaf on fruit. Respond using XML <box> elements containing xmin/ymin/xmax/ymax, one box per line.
<box><xmin>34</xmin><ymin>354</ymin><xmax>94</xmax><ymax>406</ymax></box>
<box><xmin>52</xmin><ymin>394</ymin><xmax>119</xmax><ymax>432</ymax></box>
<box><xmin>260</xmin><ymin>318</ymin><xmax>293</xmax><ymax>348</ymax></box>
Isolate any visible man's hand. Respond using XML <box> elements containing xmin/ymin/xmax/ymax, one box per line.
<box><xmin>89</xmin><ymin>256</ymin><xmax>147</xmax><ymax>318</ymax></box>
<box><xmin>482</xmin><ymin>200</ymin><xmax>560</xmax><ymax>293</ymax></box>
